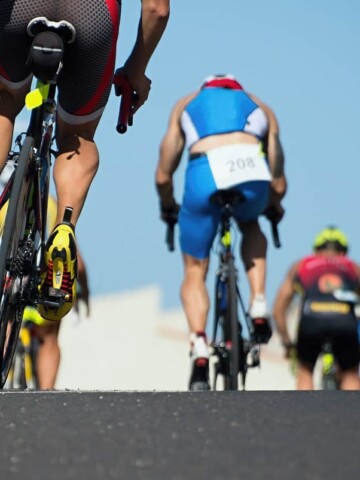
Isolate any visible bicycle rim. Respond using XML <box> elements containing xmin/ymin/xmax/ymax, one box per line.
<box><xmin>0</xmin><ymin>136</ymin><xmax>35</xmax><ymax>387</ymax></box>
<box><xmin>225</xmin><ymin>256</ymin><xmax>239</xmax><ymax>390</ymax></box>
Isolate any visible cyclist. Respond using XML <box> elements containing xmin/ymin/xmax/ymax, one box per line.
<box><xmin>0</xmin><ymin>0</ymin><xmax>170</xmax><ymax>321</ymax></box>
<box><xmin>155</xmin><ymin>74</ymin><xmax>287</xmax><ymax>390</ymax></box>
<box><xmin>273</xmin><ymin>226</ymin><xmax>360</xmax><ymax>390</ymax></box>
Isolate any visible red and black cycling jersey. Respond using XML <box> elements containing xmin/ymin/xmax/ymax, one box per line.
<box><xmin>295</xmin><ymin>254</ymin><xmax>360</xmax><ymax>300</ymax></box>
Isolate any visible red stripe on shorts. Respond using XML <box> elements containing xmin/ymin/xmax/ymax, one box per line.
<box><xmin>0</xmin><ymin>64</ymin><xmax>10</xmax><ymax>81</ymax></box>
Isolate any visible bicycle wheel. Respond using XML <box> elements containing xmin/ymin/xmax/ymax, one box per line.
<box><xmin>223</xmin><ymin>255</ymin><xmax>240</xmax><ymax>390</ymax></box>
<box><xmin>0</xmin><ymin>136</ymin><xmax>35</xmax><ymax>387</ymax></box>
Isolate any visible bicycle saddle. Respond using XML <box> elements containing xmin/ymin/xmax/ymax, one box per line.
<box><xmin>209</xmin><ymin>189</ymin><xmax>245</xmax><ymax>208</ymax></box>
<box><xmin>27</xmin><ymin>17</ymin><xmax>76</xmax><ymax>43</ymax></box>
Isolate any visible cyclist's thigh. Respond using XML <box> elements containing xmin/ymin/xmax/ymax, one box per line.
<box><xmin>179</xmin><ymin>207</ymin><xmax>219</xmax><ymax>260</ymax></box>
<box><xmin>331</xmin><ymin>315</ymin><xmax>360</xmax><ymax>371</ymax></box>
<box><xmin>233</xmin><ymin>181</ymin><xmax>269</xmax><ymax>223</ymax></box>
<box><xmin>297</xmin><ymin>314</ymin><xmax>323</xmax><ymax>369</ymax></box>
<box><xmin>180</xmin><ymin>156</ymin><xmax>220</xmax><ymax>259</ymax></box>
<box><xmin>56</xmin><ymin>116</ymin><xmax>101</xmax><ymax>147</ymax></box>
<box><xmin>56</xmin><ymin>0</ymin><xmax>120</xmax><ymax>125</ymax></box>
<box><xmin>0</xmin><ymin>0</ymin><xmax>54</xmax><ymax>87</ymax></box>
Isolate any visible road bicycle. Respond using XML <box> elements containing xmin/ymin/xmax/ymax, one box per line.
<box><xmin>209</xmin><ymin>190</ymin><xmax>280</xmax><ymax>390</ymax></box>
<box><xmin>166</xmin><ymin>189</ymin><xmax>280</xmax><ymax>391</ymax></box>
<box><xmin>287</xmin><ymin>342</ymin><xmax>340</xmax><ymax>390</ymax></box>
<box><xmin>0</xmin><ymin>17</ymin><xmax>135</xmax><ymax>388</ymax></box>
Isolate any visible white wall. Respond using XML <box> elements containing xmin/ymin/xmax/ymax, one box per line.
<box><xmin>56</xmin><ymin>285</ymin><xmax>296</xmax><ymax>391</ymax></box>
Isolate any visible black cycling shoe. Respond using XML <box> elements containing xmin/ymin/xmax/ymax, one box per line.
<box><xmin>189</xmin><ymin>358</ymin><xmax>210</xmax><ymax>391</ymax></box>
<box><xmin>252</xmin><ymin>317</ymin><xmax>272</xmax><ymax>344</ymax></box>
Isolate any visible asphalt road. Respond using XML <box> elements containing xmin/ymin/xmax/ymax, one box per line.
<box><xmin>0</xmin><ymin>391</ymin><xmax>359</xmax><ymax>479</ymax></box>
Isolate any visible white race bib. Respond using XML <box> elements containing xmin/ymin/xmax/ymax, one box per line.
<box><xmin>207</xmin><ymin>144</ymin><xmax>272</xmax><ymax>189</ymax></box>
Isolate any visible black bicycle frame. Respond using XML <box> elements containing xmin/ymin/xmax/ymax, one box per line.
<box><xmin>14</xmin><ymin>82</ymin><xmax>56</xmax><ymax>306</ymax></box>
<box><xmin>211</xmin><ymin>206</ymin><xmax>244</xmax><ymax>389</ymax></box>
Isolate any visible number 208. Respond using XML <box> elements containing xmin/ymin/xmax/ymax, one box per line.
<box><xmin>227</xmin><ymin>157</ymin><xmax>255</xmax><ymax>172</ymax></box>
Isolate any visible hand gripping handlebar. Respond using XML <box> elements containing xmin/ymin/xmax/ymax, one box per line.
<box><xmin>113</xmin><ymin>71</ymin><xmax>137</xmax><ymax>134</ymax></box>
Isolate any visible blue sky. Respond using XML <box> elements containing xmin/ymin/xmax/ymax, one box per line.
<box><xmin>15</xmin><ymin>1</ymin><xmax>360</xmax><ymax>314</ymax></box>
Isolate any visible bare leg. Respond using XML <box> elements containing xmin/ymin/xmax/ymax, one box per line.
<box><xmin>54</xmin><ymin>117</ymin><xmax>101</xmax><ymax>226</ymax></box>
<box><xmin>339</xmin><ymin>368</ymin><xmax>360</xmax><ymax>390</ymax></box>
<box><xmin>180</xmin><ymin>254</ymin><xmax>210</xmax><ymax>333</ymax></box>
<box><xmin>238</xmin><ymin>220</ymin><xmax>267</xmax><ymax>303</ymax></box>
<box><xmin>297</xmin><ymin>362</ymin><xmax>314</xmax><ymax>390</ymax></box>
<box><xmin>181</xmin><ymin>254</ymin><xmax>211</xmax><ymax>390</ymax></box>
<box><xmin>0</xmin><ymin>82</ymin><xmax>31</xmax><ymax>170</ymax></box>
<box><xmin>35</xmin><ymin>323</ymin><xmax>61</xmax><ymax>390</ymax></box>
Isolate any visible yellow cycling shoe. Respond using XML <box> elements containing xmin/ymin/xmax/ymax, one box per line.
<box><xmin>38</xmin><ymin>220</ymin><xmax>77</xmax><ymax>322</ymax></box>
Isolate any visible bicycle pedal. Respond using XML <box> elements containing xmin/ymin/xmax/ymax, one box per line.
<box><xmin>41</xmin><ymin>286</ymin><xmax>67</xmax><ymax>307</ymax></box>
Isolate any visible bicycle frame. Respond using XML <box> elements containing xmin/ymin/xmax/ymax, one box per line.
<box><xmin>27</xmin><ymin>82</ymin><xmax>56</xmax><ymax>291</ymax></box>
<box><xmin>3</xmin><ymin>83</ymin><xmax>56</xmax><ymax>308</ymax></box>
<box><xmin>211</xmin><ymin>205</ymin><xmax>260</xmax><ymax>391</ymax></box>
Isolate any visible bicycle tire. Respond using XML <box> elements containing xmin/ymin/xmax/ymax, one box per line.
<box><xmin>12</xmin><ymin>345</ymin><xmax>27</xmax><ymax>390</ymax></box>
<box><xmin>224</xmin><ymin>255</ymin><xmax>239</xmax><ymax>390</ymax></box>
<box><xmin>27</xmin><ymin>333</ymin><xmax>39</xmax><ymax>389</ymax></box>
<box><xmin>321</xmin><ymin>373</ymin><xmax>338</xmax><ymax>391</ymax></box>
<box><xmin>0</xmin><ymin>136</ymin><xmax>35</xmax><ymax>387</ymax></box>
<box><xmin>212</xmin><ymin>275</ymin><xmax>227</xmax><ymax>390</ymax></box>
<box><xmin>321</xmin><ymin>361</ymin><xmax>339</xmax><ymax>391</ymax></box>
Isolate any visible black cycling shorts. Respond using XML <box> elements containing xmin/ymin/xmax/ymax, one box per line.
<box><xmin>0</xmin><ymin>0</ymin><xmax>120</xmax><ymax>124</ymax></box>
<box><xmin>297</xmin><ymin>312</ymin><xmax>360</xmax><ymax>371</ymax></box>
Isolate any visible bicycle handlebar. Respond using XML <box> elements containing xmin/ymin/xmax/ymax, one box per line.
<box><xmin>166</xmin><ymin>222</ymin><xmax>175</xmax><ymax>252</ymax></box>
<box><xmin>113</xmin><ymin>71</ymin><xmax>137</xmax><ymax>134</ymax></box>
<box><xmin>269</xmin><ymin>217</ymin><xmax>281</xmax><ymax>248</ymax></box>
<box><xmin>263</xmin><ymin>207</ymin><xmax>282</xmax><ymax>248</ymax></box>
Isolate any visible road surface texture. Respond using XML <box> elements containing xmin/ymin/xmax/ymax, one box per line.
<box><xmin>0</xmin><ymin>391</ymin><xmax>359</xmax><ymax>479</ymax></box>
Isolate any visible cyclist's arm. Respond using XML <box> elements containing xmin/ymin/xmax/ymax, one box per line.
<box><xmin>122</xmin><ymin>0</ymin><xmax>170</xmax><ymax>108</ymax></box>
<box><xmin>155</xmin><ymin>95</ymin><xmax>191</xmax><ymax>209</ymax></box>
<box><xmin>355</xmin><ymin>262</ymin><xmax>360</xmax><ymax>295</ymax></box>
<box><xmin>273</xmin><ymin>262</ymin><xmax>299</xmax><ymax>346</ymax></box>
